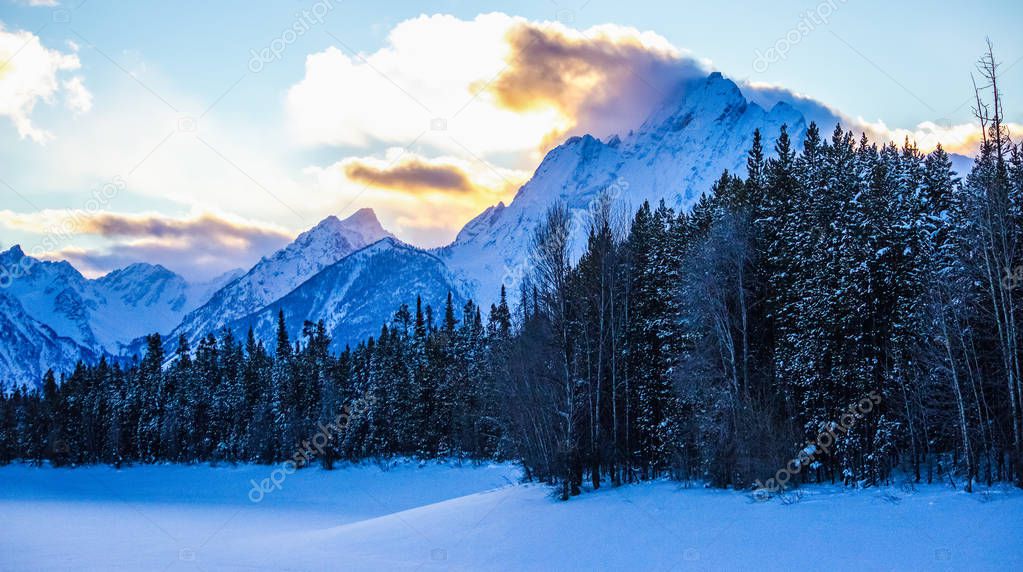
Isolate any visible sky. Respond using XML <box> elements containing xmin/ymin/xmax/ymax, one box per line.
<box><xmin>0</xmin><ymin>0</ymin><xmax>1021</xmax><ymax>281</ymax></box>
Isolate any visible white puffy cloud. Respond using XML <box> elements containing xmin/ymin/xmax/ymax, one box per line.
<box><xmin>0</xmin><ymin>23</ymin><xmax>91</xmax><ymax>142</ymax></box>
<box><xmin>287</xmin><ymin>13</ymin><xmax>549</xmax><ymax>158</ymax></box>
<box><xmin>4</xmin><ymin>11</ymin><xmax>1000</xmax><ymax>279</ymax></box>
<box><xmin>288</xmin><ymin>11</ymin><xmax>992</xmax><ymax>176</ymax></box>
<box><xmin>853</xmin><ymin>118</ymin><xmax>1020</xmax><ymax>155</ymax></box>
<box><xmin>286</xmin><ymin>13</ymin><xmax>709</xmax><ymax>161</ymax></box>
<box><xmin>62</xmin><ymin>75</ymin><xmax>92</xmax><ymax>113</ymax></box>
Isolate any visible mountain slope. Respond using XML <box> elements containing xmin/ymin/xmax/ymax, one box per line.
<box><xmin>228</xmin><ymin>237</ymin><xmax>469</xmax><ymax>351</ymax></box>
<box><xmin>0</xmin><ymin>290</ymin><xmax>97</xmax><ymax>389</ymax></box>
<box><xmin>0</xmin><ymin>245</ymin><xmax>100</xmax><ymax>351</ymax></box>
<box><xmin>438</xmin><ymin>72</ymin><xmax>810</xmax><ymax>308</ymax></box>
<box><xmin>0</xmin><ymin>246</ymin><xmax>234</xmax><ymax>354</ymax></box>
<box><xmin>89</xmin><ymin>263</ymin><xmax>241</xmax><ymax>351</ymax></box>
<box><xmin>168</xmin><ymin>208</ymin><xmax>394</xmax><ymax>346</ymax></box>
<box><xmin>163</xmin><ymin>72</ymin><xmax>817</xmax><ymax>350</ymax></box>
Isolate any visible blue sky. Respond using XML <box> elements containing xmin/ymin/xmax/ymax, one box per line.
<box><xmin>0</xmin><ymin>0</ymin><xmax>1020</xmax><ymax>279</ymax></box>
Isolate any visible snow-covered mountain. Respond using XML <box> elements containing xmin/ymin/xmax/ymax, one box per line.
<box><xmin>227</xmin><ymin>237</ymin><xmax>469</xmax><ymax>351</ymax></box>
<box><xmin>90</xmin><ymin>263</ymin><xmax>242</xmax><ymax>351</ymax></box>
<box><xmin>167</xmin><ymin>208</ymin><xmax>395</xmax><ymax>347</ymax></box>
<box><xmin>0</xmin><ymin>245</ymin><xmax>239</xmax><ymax>387</ymax></box>
<box><xmin>221</xmin><ymin>72</ymin><xmax>813</xmax><ymax>344</ymax></box>
<box><xmin>5</xmin><ymin>71</ymin><xmax>842</xmax><ymax>380</ymax></box>
<box><xmin>0</xmin><ymin>290</ymin><xmax>98</xmax><ymax>389</ymax></box>
<box><xmin>438</xmin><ymin>72</ymin><xmax>813</xmax><ymax>308</ymax></box>
<box><xmin>949</xmin><ymin>152</ymin><xmax>975</xmax><ymax>179</ymax></box>
<box><xmin>0</xmin><ymin>245</ymin><xmax>100</xmax><ymax>351</ymax></box>
<box><xmin>0</xmin><ymin>246</ymin><xmax>237</xmax><ymax>354</ymax></box>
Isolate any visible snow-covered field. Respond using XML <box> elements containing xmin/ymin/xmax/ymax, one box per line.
<box><xmin>1</xmin><ymin>462</ymin><xmax>1021</xmax><ymax>571</ymax></box>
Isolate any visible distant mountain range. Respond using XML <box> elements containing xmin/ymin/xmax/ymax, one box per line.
<box><xmin>0</xmin><ymin>244</ymin><xmax>239</xmax><ymax>386</ymax></box>
<box><xmin>165</xmin><ymin>208</ymin><xmax>395</xmax><ymax>350</ymax></box>
<box><xmin>0</xmin><ymin>72</ymin><xmax>976</xmax><ymax>389</ymax></box>
<box><xmin>229</xmin><ymin>237</ymin><xmax>470</xmax><ymax>352</ymax></box>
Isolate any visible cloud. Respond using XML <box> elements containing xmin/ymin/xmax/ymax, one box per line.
<box><xmin>739</xmin><ymin>80</ymin><xmax>843</xmax><ymax>130</ymax></box>
<box><xmin>738</xmin><ymin>80</ymin><xmax>1010</xmax><ymax>155</ymax></box>
<box><xmin>343</xmin><ymin>156</ymin><xmax>480</xmax><ymax>194</ymax></box>
<box><xmin>286</xmin><ymin>13</ymin><xmax>713</xmax><ymax>245</ymax></box>
<box><xmin>62</xmin><ymin>76</ymin><xmax>92</xmax><ymax>113</ymax></box>
<box><xmin>4</xmin><ymin>11</ymin><xmax>996</xmax><ymax>279</ymax></box>
<box><xmin>10</xmin><ymin>71</ymin><xmax>321</xmax><ymax>227</ymax></box>
<box><xmin>852</xmin><ymin>118</ymin><xmax>1021</xmax><ymax>156</ymax></box>
<box><xmin>0</xmin><ymin>23</ymin><xmax>90</xmax><ymax>142</ymax></box>
<box><xmin>287</xmin><ymin>13</ymin><xmax>545</xmax><ymax>157</ymax></box>
<box><xmin>0</xmin><ymin>210</ymin><xmax>292</xmax><ymax>281</ymax></box>
<box><xmin>304</xmin><ymin>148</ymin><xmax>527</xmax><ymax>247</ymax></box>
<box><xmin>286</xmin><ymin>13</ymin><xmax>709</xmax><ymax>160</ymax></box>
<box><xmin>48</xmin><ymin>240</ymin><xmax>262</xmax><ymax>283</ymax></box>
<box><xmin>481</xmin><ymin>20</ymin><xmax>708</xmax><ymax>149</ymax></box>
<box><xmin>289</xmin><ymin>11</ymin><xmax>998</xmax><ymax>163</ymax></box>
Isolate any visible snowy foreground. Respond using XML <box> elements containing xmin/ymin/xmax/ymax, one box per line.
<box><xmin>2</xmin><ymin>462</ymin><xmax>1021</xmax><ymax>571</ymax></box>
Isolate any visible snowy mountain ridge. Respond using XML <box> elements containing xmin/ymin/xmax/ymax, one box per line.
<box><xmin>438</xmin><ymin>72</ymin><xmax>814</xmax><ymax>308</ymax></box>
<box><xmin>0</xmin><ymin>245</ymin><xmax>239</xmax><ymax>354</ymax></box>
<box><xmin>4</xmin><ymin>71</ymin><xmax>833</xmax><ymax>387</ymax></box>
<box><xmin>0</xmin><ymin>246</ymin><xmax>235</xmax><ymax>387</ymax></box>
<box><xmin>0</xmin><ymin>289</ymin><xmax>99</xmax><ymax>388</ymax></box>
<box><xmin>227</xmin><ymin>236</ymin><xmax>472</xmax><ymax>352</ymax></box>
<box><xmin>164</xmin><ymin>208</ymin><xmax>396</xmax><ymax>349</ymax></box>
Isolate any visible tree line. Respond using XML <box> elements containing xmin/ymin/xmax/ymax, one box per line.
<box><xmin>504</xmin><ymin>48</ymin><xmax>1022</xmax><ymax>496</ymax></box>
<box><xmin>0</xmin><ymin>294</ymin><xmax>511</xmax><ymax>469</ymax></box>
<box><xmin>1</xmin><ymin>48</ymin><xmax>1021</xmax><ymax>498</ymax></box>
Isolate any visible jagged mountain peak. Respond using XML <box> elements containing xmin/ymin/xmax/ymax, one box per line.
<box><xmin>285</xmin><ymin>208</ymin><xmax>393</xmax><ymax>256</ymax></box>
<box><xmin>2</xmin><ymin>244</ymin><xmax>25</xmax><ymax>259</ymax></box>
<box><xmin>312</xmin><ymin>207</ymin><xmax>384</xmax><ymax>231</ymax></box>
<box><xmin>98</xmin><ymin>262</ymin><xmax>181</xmax><ymax>285</ymax></box>
<box><xmin>2</xmin><ymin>69</ymin><xmax>827</xmax><ymax>387</ymax></box>
<box><xmin>451</xmin><ymin>202</ymin><xmax>508</xmax><ymax>246</ymax></box>
<box><xmin>363</xmin><ymin>235</ymin><xmax>402</xmax><ymax>250</ymax></box>
<box><xmin>167</xmin><ymin>207</ymin><xmax>399</xmax><ymax>347</ymax></box>
<box><xmin>338</xmin><ymin>208</ymin><xmax>392</xmax><ymax>245</ymax></box>
<box><xmin>440</xmin><ymin>70</ymin><xmax>812</xmax><ymax>310</ymax></box>
<box><xmin>0</xmin><ymin>246</ymin><xmax>84</xmax><ymax>281</ymax></box>
<box><xmin>0</xmin><ymin>289</ymin><xmax>97</xmax><ymax>389</ymax></box>
<box><xmin>228</xmin><ymin>233</ymin><xmax>469</xmax><ymax>352</ymax></box>
<box><xmin>0</xmin><ymin>240</ymin><xmax>250</xmax><ymax>370</ymax></box>
<box><xmin>342</xmin><ymin>207</ymin><xmax>386</xmax><ymax>231</ymax></box>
